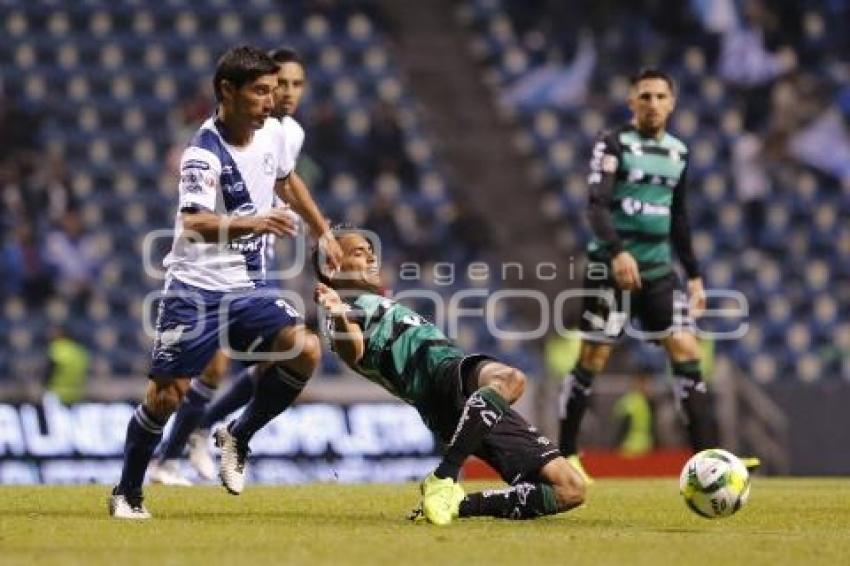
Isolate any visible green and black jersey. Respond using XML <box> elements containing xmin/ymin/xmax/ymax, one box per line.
<box><xmin>332</xmin><ymin>293</ymin><xmax>464</xmax><ymax>407</ymax></box>
<box><xmin>586</xmin><ymin>124</ymin><xmax>699</xmax><ymax>281</ymax></box>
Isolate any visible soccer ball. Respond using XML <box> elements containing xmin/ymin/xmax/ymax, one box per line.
<box><xmin>679</xmin><ymin>449</ymin><xmax>751</xmax><ymax>519</ymax></box>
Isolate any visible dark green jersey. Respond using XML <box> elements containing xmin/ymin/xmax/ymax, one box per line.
<box><xmin>335</xmin><ymin>293</ymin><xmax>464</xmax><ymax>406</ymax></box>
<box><xmin>586</xmin><ymin>124</ymin><xmax>699</xmax><ymax>281</ymax></box>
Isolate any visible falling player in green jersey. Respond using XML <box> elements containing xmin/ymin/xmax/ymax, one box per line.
<box><xmin>559</xmin><ymin>69</ymin><xmax>723</xmax><ymax>482</ymax></box>
<box><xmin>313</xmin><ymin>230</ymin><xmax>585</xmax><ymax>525</ymax></box>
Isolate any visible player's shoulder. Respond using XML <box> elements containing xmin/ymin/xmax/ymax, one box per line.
<box><xmin>661</xmin><ymin>132</ymin><xmax>689</xmax><ymax>155</ymax></box>
<box><xmin>280</xmin><ymin>115</ymin><xmax>306</xmax><ymax>146</ymax></box>
<box><xmin>280</xmin><ymin>115</ymin><xmax>304</xmax><ymax>136</ymax></box>
<box><xmin>596</xmin><ymin>124</ymin><xmax>633</xmax><ymax>150</ymax></box>
<box><xmin>350</xmin><ymin>292</ymin><xmax>389</xmax><ymax>310</ymax></box>
<box><xmin>182</xmin><ymin>118</ymin><xmax>224</xmax><ymax>170</ymax></box>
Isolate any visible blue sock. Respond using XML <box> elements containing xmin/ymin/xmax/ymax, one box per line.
<box><xmin>199</xmin><ymin>367</ymin><xmax>256</xmax><ymax>430</ymax></box>
<box><xmin>158</xmin><ymin>378</ymin><xmax>215</xmax><ymax>461</ymax></box>
<box><xmin>230</xmin><ymin>365</ymin><xmax>306</xmax><ymax>445</ymax></box>
<box><xmin>117</xmin><ymin>405</ymin><xmax>164</xmax><ymax>496</ymax></box>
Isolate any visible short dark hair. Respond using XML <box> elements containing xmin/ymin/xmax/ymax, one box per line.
<box><xmin>311</xmin><ymin>225</ymin><xmax>373</xmax><ymax>287</ymax></box>
<box><xmin>213</xmin><ymin>45</ymin><xmax>279</xmax><ymax>102</ymax></box>
<box><xmin>630</xmin><ymin>68</ymin><xmax>676</xmax><ymax>93</ymax></box>
<box><xmin>269</xmin><ymin>46</ymin><xmax>306</xmax><ymax>75</ymax></box>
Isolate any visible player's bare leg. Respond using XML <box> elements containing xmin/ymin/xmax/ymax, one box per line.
<box><xmin>110</xmin><ymin>377</ymin><xmax>190</xmax><ymax>519</ymax></box>
<box><xmin>216</xmin><ymin>325</ymin><xmax>321</xmax><ymax>494</ymax></box>
<box><xmin>558</xmin><ymin>341</ymin><xmax>613</xmax><ymax>483</ymax></box>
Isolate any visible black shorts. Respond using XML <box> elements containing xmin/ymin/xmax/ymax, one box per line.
<box><xmin>578</xmin><ymin>268</ymin><xmax>692</xmax><ymax>344</ymax></box>
<box><xmin>421</xmin><ymin>354</ymin><xmax>561</xmax><ymax>485</ymax></box>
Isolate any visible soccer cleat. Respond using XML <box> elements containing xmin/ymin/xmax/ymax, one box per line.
<box><xmin>741</xmin><ymin>457</ymin><xmax>761</xmax><ymax>472</ymax></box>
<box><xmin>188</xmin><ymin>430</ymin><xmax>216</xmax><ymax>481</ymax></box>
<box><xmin>567</xmin><ymin>454</ymin><xmax>595</xmax><ymax>486</ymax></box>
<box><xmin>149</xmin><ymin>459</ymin><xmax>193</xmax><ymax>486</ymax></box>
<box><xmin>420</xmin><ymin>473</ymin><xmax>465</xmax><ymax>526</ymax></box>
<box><xmin>214</xmin><ymin>425</ymin><xmax>249</xmax><ymax>495</ymax></box>
<box><xmin>408</xmin><ymin>482</ymin><xmax>465</xmax><ymax>524</ymax></box>
<box><xmin>109</xmin><ymin>488</ymin><xmax>151</xmax><ymax>519</ymax></box>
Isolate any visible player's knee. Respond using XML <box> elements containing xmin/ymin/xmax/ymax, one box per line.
<box><xmin>503</xmin><ymin>368</ymin><xmax>526</xmax><ymax>402</ymax></box>
<box><xmin>144</xmin><ymin>380</ymin><xmax>187</xmax><ymax>420</ymax></box>
<box><xmin>545</xmin><ymin>458</ymin><xmax>586</xmax><ymax>511</ymax></box>
<box><xmin>579</xmin><ymin>344</ymin><xmax>610</xmax><ymax>373</ymax></box>
<box><xmin>666</xmin><ymin>332</ymin><xmax>699</xmax><ymax>361</ymax></box>
<box><xmin>553</xmin><ymin>465</ymin><xmax>587</xmax><ymax>511</ymax></box>
<box><xmin>297</xmin><ymin>333</ymin><xmax>322</xmax><ymax>374</ymax></box>
<box><xmin>200</xmin><ymin>354</ymin><xmax>229</xmax><ymax>386</ymax></box>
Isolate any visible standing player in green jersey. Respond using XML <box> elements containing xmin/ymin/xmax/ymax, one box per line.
<box><xmin>312</xmin><ymin>230</ymin><xmax>585</xmax><ymax>525</ymax></box>
<box><xmin>559</xmin><ymin>69</ymin><xmax>718</xmax><ymax>482</ymax></box>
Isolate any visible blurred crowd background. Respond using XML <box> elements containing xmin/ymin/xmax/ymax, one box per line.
<box><xmin>0</xmin><ymin>0</ymin><xmax>848</xmax><ymax>420</ymax></box>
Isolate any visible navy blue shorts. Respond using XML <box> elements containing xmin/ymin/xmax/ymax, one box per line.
<box><xmin>149</xmin><ymin>278</ymin><xmax>302</xmax><ymax>378</ymax></box>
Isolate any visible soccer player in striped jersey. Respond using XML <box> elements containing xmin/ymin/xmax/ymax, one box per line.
<box><xmin>313</xmin><ymin>230</ymin><xmax>586</xmax><ymax>525</ymax></box>
<box><xmin>109</xmin><ymin>46</ymin><xmax>341</xmax><ymax>519</ymax></box>
<box><xmin>558</xmin><ymin>69</ymin><xmax>717</xmax><ymax>482</ymax></box>
<box><xmin>148</xmin><ymin>47</ymin><xmax>312</xmax><ymax>486</ymax></box>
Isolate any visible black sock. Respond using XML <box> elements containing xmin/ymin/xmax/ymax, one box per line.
<box><xmin>672</xmin><ymin>360</ymin><xmax>718</xmax><ymax>451</ymax></box>
<box><xmin>434</xmin><ymin>386</ymin><xmax>508</xmax><ymax>481</ymax></box>
<box><xmin>117</xmin><ymin>405</ymin><xmax>164</xmax><ymax>496</ymax></box>
<box><xmin>459</xmin><ymin>483</ymin><xmax>558</xmax><ymax>520</ymax></box>
<box><xmin>199</xmin><ymin>367</ymin><xmax>256</xmax><ymax>430</ymax></box>
<box><xmin>558</xmin><ymin>365</ymin><xmax>595</xmax><ymax>456</ymax></box>
<box><xmin>158</xmin><ymin>378</ymin><xmax>215</xmax><ymax>460</ymax></box>
<box><xmin>230</xmin><ymin>364</ymin><xmax>306</xmax><ymax>445</ymax></box>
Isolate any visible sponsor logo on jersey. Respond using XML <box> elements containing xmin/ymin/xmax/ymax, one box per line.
<box><xmin>621</xmin><ymin>197</ymin><xmax>670</xmax><ymax>216</ymax></box>
<box><xmin>182</xmin><ymin>159</ymin><xmax>210</xmax><ymax>171</ymax></box>
<box><xmin>223</xmin><ymin>181</ymin><xmax>246</xmax><ymax>194</ymax></box>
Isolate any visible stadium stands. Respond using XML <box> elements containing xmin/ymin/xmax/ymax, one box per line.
<box><xmin>459</xmin><ymin>0</ymin><xmax>850</xmax><ymax>383</ymax></box>
<box><xmin>0</xmin><ymin>1</ymin><xmax>537</xmax><ymax>387</ymax></box>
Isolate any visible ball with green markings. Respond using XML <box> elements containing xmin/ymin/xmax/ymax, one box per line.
<box><xmin>679</xmin><ymin>449</ymin><xmax>751</xmax><ymax>519</ymax></box>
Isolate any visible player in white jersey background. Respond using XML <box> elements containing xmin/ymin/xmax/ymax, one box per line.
<box><xmin>149</xmin><ymin>47</ymin><xmax>312</xmax><ymax>486</ymax></box>
<box><xmin>109</xmin><ymin>46</ymin><xmax>342</xmax><ymax>519</ymax></box>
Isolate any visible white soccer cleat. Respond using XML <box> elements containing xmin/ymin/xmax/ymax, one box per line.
<box><xmin>214</xmin><ymin>425</ymin><xmax>249</xmax><ymax>495</ymax></box>
<box><xmin>149</xmin><ymin>459</ymin><xmax>193</xmax><ymax>486</ymax></box>
<box><xmin>188</xmin><ymin>430</ymin><xmax>216</xmax><ymax>481</ymax></box>
<box><xmin>109</xmin><ymin>489</ymin><xmax>152</xmax><ymax>520</ymax></box>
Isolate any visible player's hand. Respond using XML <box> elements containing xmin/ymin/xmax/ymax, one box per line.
<box><xmin>612</xmin><ymin>251</ymin><xmax>642</xmax><ymax>291</ymax></box>
<box><xmin>318</xmin><ymin>231</ymin><xmax>343</xmax><ymax>277</ymax></box>
<box><xmin>314</xmin><ymin>282</ymin><xmax>347</xmax><ymax>316</ymax></box>
<box><xmin>256</xmin><ymin>207</ymin><xmax>299</xmax><ymax>237</ymax></box>
<box><xmin>688</xmin><ymin>277</ymin><xmax>706</xmax><ymax>319</ymax></box>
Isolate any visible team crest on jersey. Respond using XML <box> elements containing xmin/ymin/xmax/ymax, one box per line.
<box><xmin>263</xmin><ymin>152</ymin><xmax>275</xmax><ymax>175</ymax></box>
<box><xmin>630</xmin><ymin>142</ymin><xmax>643</xmax><ymax>155</ymax></box>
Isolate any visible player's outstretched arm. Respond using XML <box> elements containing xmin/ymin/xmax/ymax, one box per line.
<box><xmin>181</xmin><ymin>208</ymin><xmax>298</xmax><ymax>242</ymax></box>
<box><xmin>276</xmin><ymin>172</ymin><xmax>342</xmax><ymax>271</ymax></box>
<box><xmin>314</xmin><ymin>283</ymin><xmax>365</xmax><ymax>366</ymax></box>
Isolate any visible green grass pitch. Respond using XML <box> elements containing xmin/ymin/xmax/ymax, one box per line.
<box><xmin>1</xmin><ymin>479</ymin><xmax>849</xmax><ymax>565</ymax></box>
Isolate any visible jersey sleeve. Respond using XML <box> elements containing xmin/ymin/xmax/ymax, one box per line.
<box><xmin>586</xmin><ymin>130</ymin><xmax>625</xmax><ymax>255</ymax></box>
<box><xmin>177</xmin><ymin>146</ymin><xmax>221</xmax><ymax>213</ymax></box>
<box><xmin>274</xmin><ymin>118</ymin><xmax>304</xmax><ymax>179</ymax></box>
<box><xmin>670</xmin><ymin>162</ymin><xmax>701</xmax><ymax>279</ymax></box>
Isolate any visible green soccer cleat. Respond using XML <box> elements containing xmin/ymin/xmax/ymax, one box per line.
<box><xmin>567</xmin><ymin>454</ymin><xmax>595</xmax><ymax>486</ymax></box>
<box><xmin>420</xmin><ymin>473</ymin><xmax>465</xmax><ymax>526</ymax></box>
<box><xmin>741</xmin><ymin>457</ymin><xmax>761</xmax><ymax>472</ymax></box>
